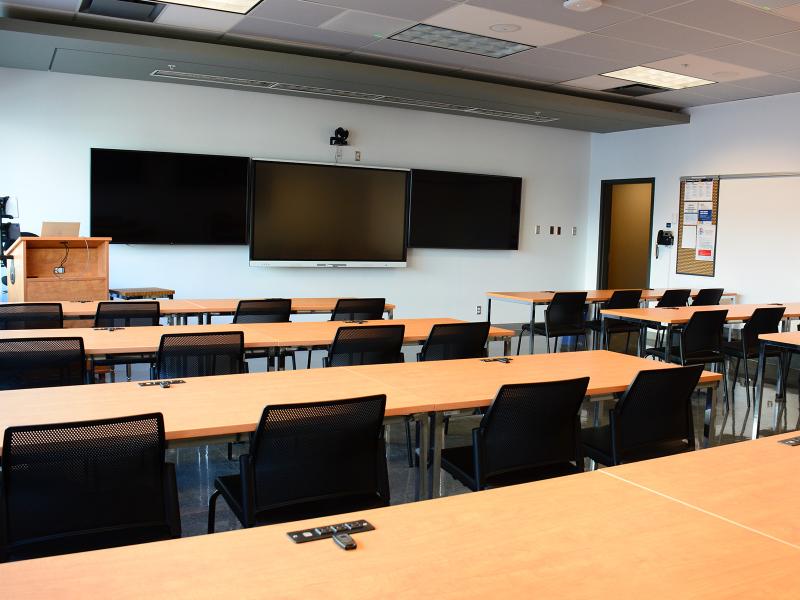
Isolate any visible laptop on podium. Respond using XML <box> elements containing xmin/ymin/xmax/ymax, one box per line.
<box><xmin>41</xmin><ymin>222</ymin><xmax>81</xmax><ymax>237</ymax></box>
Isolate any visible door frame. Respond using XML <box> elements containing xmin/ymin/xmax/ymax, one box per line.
<box><xmin>596</xmin><ymin>178</ymin><xmax>655</xmax><ymax>289</ymax></box>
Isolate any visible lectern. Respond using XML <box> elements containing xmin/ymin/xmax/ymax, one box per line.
<box><xmin>5</xmin><ymin>237</ymin><xmax>110</xmax><ymax>302</ymax></box>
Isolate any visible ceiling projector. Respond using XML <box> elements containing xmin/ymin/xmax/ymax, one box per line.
<box><xmin>563</xmin><ymin>0</ymin><xmax>602</xmax><ymax>11</ymax></box>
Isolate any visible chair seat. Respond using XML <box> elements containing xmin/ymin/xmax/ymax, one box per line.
<box><xmin>644</xmin><ymin>346</ymin><xmax>724</xmax><ymax>365</ymax></box>
<box><xmin>721</xmin><ymin>340</ymin><xmax>784</xmax><ymax>360</ymax></box>
<box><xmin>586</xmin><ymin>319</ymin><xmax>640</xmax><ymax>334</ymax></box>
<box><xmin>581</xmin><ymin>425</ymin><xmax>692</xmax><ymax>466</ymax></box>
<box><xmin>93</xmin><ymin>353</ymin><xmax>154</xmax><ymax>366</ymax></box>
<box><xmin>531</xmin><ymin>323</ymin><xmax>588</xmax><ymax>338</ymax></box>
<box><xmin>214</xmin><ymin>474</ymin><xmax>387</xmax><ymax>527</ymax></box>
<box><xmin>441</xmin><ymin>445</ymin><xmax>581</xmax><ymax>492</ymax></box>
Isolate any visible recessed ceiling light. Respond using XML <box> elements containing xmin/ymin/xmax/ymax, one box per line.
<box><xmin>490</xmin><ymin>24</ymin><xmax>521</xmax><ymax>33</ymax></box>
<box><xmin>601</xmin><ymin>66</ymin><xmax>715</xmax><ymax>90</ymax></box>
<box><xmin>156</xmin><ymin>0</ymin><xmax>259</xmax><ymax>15</ymax></box>
<box><xmin>389</xmin><ymin>24</ymin><xmax>532</xmax><ymax>58</ymax></box>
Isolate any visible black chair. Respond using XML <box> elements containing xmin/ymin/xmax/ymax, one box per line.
<box><xmin>0</xmin><ymin>303</ymin><xmax>63</xmax><ymax>329</ymax></box>
<box><xmin>330</xmin><ymin>298</ymin><xmax>386</xmax><ymax>321</ymax></box>
<box><xmin>0</xmin><ymin>413</ymin><xmax>181</xmax><ymax>562</ymax></box>
<box><xmin>93</xmin><ymin>301</ymin><xmax>161</xmax><ymax>382</ymax></box>
<box><xmin>154</xmin><ymin>331</ymin><xmax>246</xmax><ymax>379</ymax></box>
<box><xmin>441</xmin><ymin>377</ymin><xmax>590</xmax><ymax>491</ymax></box>
<box><xmin>692</xmin><ymin>288</ymin><xmax>725</xmax><ymax>306</ymax></box>
<box><xmin>324</xmin><ymin>325</ymin><xmax>405</xmax><ymax>367</ymax></box>
<box><xmin>418</xmin><ymin>321</ymin><xmax>490</xmax><ymax>362</ymax></box>
<box><xmin>518</xmin><ymin>292</ymin><xmax>588</xmax><ymax>354</ymax></box>
<box><xmin>0</xmin><ymin>337</ymin><xmax>86</xmax><ymax>391</ymax></box>
<box><xmin>656</xmin><ymin>289</ymin><xmax>691</xmax><ymax>308</ymax></box>
<box><xmin>722</xmin><ymin>307</ymin><xmax>786</xmax><ymax>408</ymax></box>
<box><xmin>587</xmin><ymin>290</ymin><xmax>642</xmax><ymax>353</ymax></box>
<box><xmin>208</xmin><ymin>395</ymin><xmax>390</xmax><ymax>532</ymax></box>
<box><xmin>233</xmin><ymin>299</ymin><xmax>295</xmax><ymax>371</ymax></box>
<box><xmin>581</xmin><ymin>365</ymin><xmax>703</xmax><ymax>466</ymax></box>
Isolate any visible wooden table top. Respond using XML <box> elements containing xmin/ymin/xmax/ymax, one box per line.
<box><xmin>604</xmin><ymin>431</ymin><xmax>800</xmax><ymax>547</ymax></box>
<box><xmin>487</xmin><ymin>289</ymin><xmax>739</xmax><ymax>304</ymax></box>
<box><xmin>50</xmin><ymin>298</ymin><xmax>396</xmax><ymax>318</ymax></box>
<box><xmin>0</xmin><ymin>318</ymin><xmax>508</xmax><ymax>356</ymax></box>
<box><xmin>760</xmin><ymin>331</ymin><xmax>800</xmax><ymax>348</ymax></box>
<box><xmin>2</xmin><ymin>468</ymin><xmax>797</xmax><ymax>599</ymax></box>
<box><xmin>602</xmin><ymin>303</ymin><xmax>800</xmax><ymax>325</ymax></box>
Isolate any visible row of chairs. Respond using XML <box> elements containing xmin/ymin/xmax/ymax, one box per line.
<box><xmin>516</xmin><ymin>288</ymin><xmax>725</xmax><ymax>355</ymax></box>
<box><xmin>0</xmin><ymin>364</ymin><xmax>703</xmax><ymax>562</ymax></box>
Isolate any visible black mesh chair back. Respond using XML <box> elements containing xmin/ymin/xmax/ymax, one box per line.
<box><xmin>478</xmin><ymin>378</ymin><xmax>590</xmax><ymax>483</ymax></box>
<box><xmin>692</xmin><ymin>288</ymin><xmax>724</xmax><ymax>306</ymax></box>
<box><xmin>1</xmin><ymin>413</ymin><xmax>180</xmax><ymax>561</ymax></box>
<box><xmin>326</xmin><ymin>325</ymin><xmax>405</xmax><ymax>367</ymax></box>
<box><xmin>741</xmin><ymin>307</ymin><xmax>785</xmax><ymax>354</ymax></box>
<box><xmin>94</xmin><ymin>301</ymin><xmax>160</xmax><ymax>328</ymax></box>
<box><xmin>605</xmin><ymin>290</ymin><xmax>642</xmax><ymax>309</ymax></box>
<box><xmin>330</xmin><ymin>298</ymin><xmax>385</xmax><ymax>322</ymax></box>
<box><xmin>0</xmin><ymin>337</ymin><xmax>86</xmax><ymax>391</ymax></box>
<box><xmin>655</xmin><ymin>289</ymin><xmax>691</xmax><ymax>308</ymax></box>
<box><xmin>233</xmin><ymin>299</ymin><xmax>292</xmax><ymax>324</ymax></box>
<box><xmin>419</xmin><ymin>322</ymin><xmax>490</xmax><ymax>362</ymax></box>
<box><xmin>612</xmin><ymin>365</ymin><xmax>702</xmax><ymax>454</ymax></box>
<box><xmin>249</xmin><ymin>395</ymin><xmax>389</xmax><ymax>519</ymax></box>
<box><xmin>155</xmin><ymin>332</ymin><xmax>245</xmax><ymax>379</ymax></box>
<box><xmin>681</xmin><ymin>310</ymin><xmax>728</xmax><ymax>359</ymax></box>
<box><xmin>0</xmin><ymin>303</ymin><xmax>63</xmax><ymax>330</ymax></box>
<box><xmin>545</xmin><ymin>292</ymin><xmax>588</xmax><ymax>333</ymax></box>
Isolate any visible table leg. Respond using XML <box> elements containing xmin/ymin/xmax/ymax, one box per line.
<box><xmin>387</xmin><ymin>308</ymin><xmax>394</xmax><ymax>320</ymax></box>
<box><xmin>487</xmin><ymin>298</ymin><xmax>492</xmax><ymax>323</ymax></box>
<box><xmin>704</xmin><ymin>382</ymin><xmax>718</xmax><ymax>447</ymax></box>
<box><xmin>416</xmin><ymin>412</ymin><xmax>430</xmax><ymax>501</ymax></box>
<box><xmin>528</xmin><ymin>304</ymin><xmax>536</xmax><ymax>355</ymax></box>
<box><xmin>503</xmin><ymin>337</ymin><xmax>511</xmax><ymax>357</ymax></box>
<box><xmin>752</xmin><ymin>342</ymin><xmax>767</xmax><ymax>440</ymax></box>
<box><xmin>429</xmin><ymin>411</ymin><xmax>445</xmax><ymax>499</ymax></box>
<box><xmin>664</xmin><ymin>324</ymin><xmax>673</xmax><ymax>363</ymax></box>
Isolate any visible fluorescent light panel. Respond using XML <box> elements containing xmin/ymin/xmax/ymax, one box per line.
<box><xmin>390</xmin><ymin>24</ymin><xmax>532</xmax><ymax>58</ymax></box>
<box><xmin>157</xmin><ymin>0</ymin><xmax>258</xmax><ymax>15</ymax></box>
<box><xmin>602</xmin><ymin>66</ymin><xmax>715</xmax><ymax>90</ymax></box>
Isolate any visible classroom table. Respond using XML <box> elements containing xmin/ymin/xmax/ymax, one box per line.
<box><xmin>601</xmin><ymin>303</ymin><xmax>800</xmax><ymax>363</ymax></box>
<box><xmin>1</xmin><ymin>445</ymin><xmax>797</xmax><ymax>598</ymax></box>
<box><xmin>486</xmin><ymin>289</ymin><xmax>738</xmax><ymax>354</ymax></box>
<box><xmin>37</xmin><ymin>298</ymin><xmax>396</xmax><ymax>324</ymax></box>
<box><xmin>753</xmin><ymin>331</ymin><xmax>800</xmax><ymax>439</ymax></box>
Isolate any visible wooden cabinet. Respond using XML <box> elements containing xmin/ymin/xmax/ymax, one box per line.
<box><xmin>5</xmin><ymin>237</ymin><xmax>110</xmax><ymax>302</ymax></box>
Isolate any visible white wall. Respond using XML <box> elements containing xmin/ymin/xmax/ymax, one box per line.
<box><xmin>587</xmin><ymin>92</ymin><xmax>800</xmax><ymax>303</ymax></box>
<box><xmin>0</xmin><ymin>67</ymin><xmax>590</xmax><ymax>322</ymax></box>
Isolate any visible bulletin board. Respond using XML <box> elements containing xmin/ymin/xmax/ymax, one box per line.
<box><xmin>676</xmin><ymin>177</ymin><xmax>719</xmax><ymax>277</ymax></box>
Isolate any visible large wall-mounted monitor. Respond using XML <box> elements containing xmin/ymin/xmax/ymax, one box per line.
<box><xmin>249</xmin><ymin>161</ymin><xmax>409</xmax><ymax>267</ymax></box>
<box><xmin>90</xmin><ymin>148</ymin><xmax>249</xmax><ymax>244</ymax></box>
<box><xmin>408</xmin><ymin>169</ymin><xmax>522</xmax><ymax>250</ymax></box>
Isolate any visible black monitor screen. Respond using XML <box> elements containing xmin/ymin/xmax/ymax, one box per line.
<box><xmin>90</xmin><ymin>148</ymin><xmax>249</xmax><ymax>244</ymax></box>
<box><xmin>249</xmin><ymin>161</ymin><xmax>409</xmax><ymax>263</ymax></box>
<box><xmin>408</xmin><ymin>169</ymin><xmax>521</xmax><ymax>250</ymax></box>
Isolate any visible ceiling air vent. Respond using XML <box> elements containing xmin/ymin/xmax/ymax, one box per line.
<box><xmin>149</xmin><ymin>70</ymin><xmax>559</xmax><ymax>124</ymax></box>
<box><xmin>79</xmin><ymin>0</ymin><xmax>163</xmax><ymax>22</ymax></box>
<box><xmin>609</xmin><ymin>83</ymin><xmax>666</xmax><ymax>97</ymax></box>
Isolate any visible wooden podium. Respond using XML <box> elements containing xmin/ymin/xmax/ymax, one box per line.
<box><xmin>5</xmin><ymin>237</ymin><xmax>110</xmax><ymax>302</ymax></box>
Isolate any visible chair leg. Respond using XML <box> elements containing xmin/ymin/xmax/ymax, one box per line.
<box><xmin>721</xmin><ymin>359</ymin><xmax>730</xmax><ymax>412</ymax></box>
<box><xmin>208</xmin><ymin>489</ymin><xmax>221</xmax><ymax>534</ymax></box>
<box><xmin>126</xmin><ymin>363</ymin><xmax>132</xmax><ymax>382</ymax></box>
<box><xmin>742</xmin><ymin>357</ymin><xmax>751</xmax><ymax>409</ymax></box>
<box><xmin>516</xmin><ymin>331</ymin><xmax>523</xmax><ymax>355</ymax></box>
<box><xmin>404</xmin><ymin>417</ymin><xmax>415</xmax><ymax>468</ymax></box>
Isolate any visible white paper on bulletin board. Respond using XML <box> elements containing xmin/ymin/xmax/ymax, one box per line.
<box><xmin>695</xmin><ymin>224</ymin><xmax>716</xmax><ymax>261</ymax></box>
<box><xmin>681</xmin><ymin>225</ymin><xmax>697</xmax><ymax>249</ymax></box>
<box><xmin>684</xmin><ymin>180</ymin><xmax>713</xmax><ymax>201</ymax></box>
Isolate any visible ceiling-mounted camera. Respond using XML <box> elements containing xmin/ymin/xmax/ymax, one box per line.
<box><xmin>330</xmin><ymin>127</ymin><xmax>349</xmax><ymax>146</ymax></box>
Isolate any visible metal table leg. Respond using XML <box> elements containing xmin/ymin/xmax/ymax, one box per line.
<box><xmin>752</xmin><ymin>342</ymin><xmax>767</xmax><ymax>440</ymax></box>
<box><xmin>529</xmin><ymin>304</ymin><xmax>536</xmax><ymax>355</ymax></box>
<box><xmin>487</xmin><ymin>298</ymin><xmax>492</xmax><ymax>323</ymax></box>
<box><xmin>664</xmin><ymin>323</ymin><xmax>673</xmax><ymax>363</ymax></box>
<box><xmin>704</xmin><ymin>381</ymin><xmax>718</xmax><ymax>447</ymax></box>
<box><xmin>429</xmin><ymin>411</ymin><xmax>445</xmax><ymax>499</ymax></box>
<box><xmin>415</xmin><ymin>412</ymin><xmax>430</xmax><ymax>501</ymax></box>
<box><xmin>503</xmin><ymin>337</ymin><xmax>511</xmax><ymax>357</ymax></box>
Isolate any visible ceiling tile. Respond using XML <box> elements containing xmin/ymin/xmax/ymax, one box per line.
<box><xmin>702</xmin><ymin>42</ymin><xmax>800</xmax><ymax>72</ymax></box>
<box><xmin>353</xmin><ymin>38</ymin><xmax>504</xmax><ymax>70</ymax></box>
<box><xmin>645</xmin><ymin>53</ymin><xmax>768</xmax><ymax>81</ymax></box>
<box><xmin>229</xmin><ymin>17</ymin><xmax>374</xmax><ymax>49</ymax></box>
<box><xmin>308</xmin><ymin>0</ymin><xmax>457</xmax><ymax>21</ymax></box>
<box><xmin>250</xmin><ymin>0</ymin><xmax>343</xmax><ymax>27</ymax></box>
<box><xmin>559</xmin><ymin>74</ymin><xmax>624</xmax><ymax>90</ymax></box>
<box><xmin>653</xmin><ymin>0</ymin><xmax>800</xmax><ymax>40</ymax></box>
<box><xmin>602</xmin><ymin>0</ymin><xmax>691</xmax><ymax>13</ymax></box>
<box><xmin>320</xmin><ymin>10</ymin><xmax>413</xmax><ymax>38</ymax></box>
<box><xmin>725</xmin><ymin>73</ymin><xmax>800</xmax><ymax>93</ymax></box>
<box><xmin>466</xmin><ymin>0</ymin><xmax>637</xmax><ymax>31</ymax></box>
<box><xmin>156</xmin><ymin>5</ymin><xmax>243</xmax><ymax>31</ymax></box>
<box><xmin>546</xmin><ymin>33</ymin><xmax>676</xmax><ymax>63</ymax></box>
<box><xmin>425</xmin><ymin>4</ymin><xmax>584</xmax><ymax>47</ymax></box>
<box><xmin>465</xmin><ymin>63</ymin><xmax>599</xmax><ymax>84</ymax></box>
<box><xmin>737</xmin><ymin>0</ymin><xmax>798</xmax><ymax>8</ymax></box>
<box><xmin>776</xmin><ymin>5</ymin><xmax>800</xmax><ymax>21</ymax></box>
<box><xmin>595</xmin><ymin>16</ymin><xmax>738</xmax><ymax>52</ymax></box>
<box><xmin>498</xmin><ymin>46</ymin><xmax>627</xmax><ymax>79</ymax></box>
<box><xmin>755</xmin><ymin>29</ymin><xmax>800</xmax><ymax>54</ymax></box>
<box><xmin>641</xmin><ymin>88</ymin><xmax>727</xmax><ymax>107</ymax></box>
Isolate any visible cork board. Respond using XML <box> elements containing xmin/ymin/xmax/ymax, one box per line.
<box><xmin>676</xmin><ymin>178</ymin><xmax>719</xmax><ymax>277</ymax></box>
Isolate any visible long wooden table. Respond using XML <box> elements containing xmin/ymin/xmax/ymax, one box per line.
<box><xmin>2</xmin><ymin>436</ymin><xmax>797</xmax><ymax>598</ymax></box>
<box><xmin>753</xmin><ymin>331</ymin><xmax>800</xmax><ymax>440</ymax></box>
<box><xmin>48</xmin><ymin>298</ymin><xmax>396</xmax><ymax>323</ymax></box>
<box><xmin>487</xmin><ymin>289</ymin><xmax>738</xmax><ymax>354</ymax></box>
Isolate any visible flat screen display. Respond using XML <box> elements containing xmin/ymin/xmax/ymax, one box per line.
<box><xmin>90</xmin><ymin>148</ymin><xmax>249</xmax><ymax>244</ymax></box>
<box><xmin>249</xmin><ymin>161</ymin><xmax>409</xmax><ymax>265</ymax></box>
<box><xmin>408</xmin><ymin>169</ymin><xmax>522</xmax><ymax>250</ymax></box>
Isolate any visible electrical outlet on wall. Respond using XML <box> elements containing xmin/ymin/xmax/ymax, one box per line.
<box><xmin>572</xmin><ymin>226</ymin><xmax>577</xmax><ymax>236</ymax></box>
<box><xmin>354</xmin><ymin>151</ymin><xmax>361</xmax><ymax>161</ymax></box>
<box><xmin>476</xmin><ymin>305</ymin><xmax>482</xmax><ymax>315</ymax></box>
<box><xmin>535</xmin><ymin>225</ymin><xmax>541</xmax><ymax>234</ymax></box>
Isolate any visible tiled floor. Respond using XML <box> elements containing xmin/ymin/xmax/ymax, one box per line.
<box><xmin>116</xmin><ymin>339</ymin><xmax>800</xmax><ymax>539</ymax></box>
